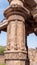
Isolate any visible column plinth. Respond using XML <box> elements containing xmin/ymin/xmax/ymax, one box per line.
<box><xmin>4</xmin><ymin>1</ymin><xmax>28</xmax><ymax>65</ymax></box>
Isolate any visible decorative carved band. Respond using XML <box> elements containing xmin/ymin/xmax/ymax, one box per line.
<box><xmin>8</xmin><ymin>15</ymin><xmax>25</xmax><ymax>23</ymax></box>
<box><xmin>4</xmin><ymin>51</ymin><xmax>27</xmax><ymax>60</ymax></box>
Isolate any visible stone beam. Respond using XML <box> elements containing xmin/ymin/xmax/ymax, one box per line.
<box><xmin>0</xmin><ymin>20</ymin><xmax>8</xmax><ymax>32</ymax></box>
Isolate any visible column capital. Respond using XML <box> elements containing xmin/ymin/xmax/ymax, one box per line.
<box><xmin>4</xmin><ymin>6</ymin><xmax>29</xmax><ymax>21</ymax></box>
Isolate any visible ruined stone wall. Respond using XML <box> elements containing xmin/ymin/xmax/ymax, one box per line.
<box><xmin>28</xmin><ymin>48</ymin><xmax>37</xmax><ymax>65</ymax></box>
<box><xmin>0</xmin><ymin>54</ymin><xmax>5</xmax><ymax>64</ymax></box>
<box><xmin>0</xmin><ymin>48</ymin><xmax>37</xmax><ymax>65</ymax></box>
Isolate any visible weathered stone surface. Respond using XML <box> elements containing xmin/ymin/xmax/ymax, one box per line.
<box><xmin>6</xmin><ymin>60</ymin><xmax>25</xmax><ymax>65</ymax></box>
<box><xmin>4</xmin><ymin>51</ymin><xmax>27</xmax><ymax>60</ymax></box>
<box><xmin>28</xmin><ymin>48</ymin><xmax>37</xmax><ymax>65</ymax></box>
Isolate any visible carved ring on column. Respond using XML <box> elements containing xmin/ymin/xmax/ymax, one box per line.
<box><xmin>4</xmin><ymin>5</ymin><xmax>30</xmax><ymax>20</ymax></box>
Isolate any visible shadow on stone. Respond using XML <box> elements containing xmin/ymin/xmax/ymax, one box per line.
<box><xmin>25</xmin><ymin>36</ymin><xmax>30</xmax><ymax>65</ymax></box>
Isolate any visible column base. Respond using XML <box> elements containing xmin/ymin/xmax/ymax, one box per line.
<box><xmin>4</xmin><ymin>50</ymin><xmax>27</xmax><ymax>65</ymax></box>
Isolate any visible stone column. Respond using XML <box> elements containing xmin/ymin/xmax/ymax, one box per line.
<box><xmin>4</xmin><ymin>0</ymin><xmax>28</xmax><ymax>65</ymax></box>
<box><xmin>7</xmin><ymin>16</ymin><xmax>26</xmax><ymax>51</ymax></box>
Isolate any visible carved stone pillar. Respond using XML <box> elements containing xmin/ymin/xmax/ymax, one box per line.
<box><xmin>4</xmin><ymin>0</ymin><xmax>28</xmax><ymax>65</ymax></box>
<box><xmin>7</xmin><ymin>15</ymin><xmax>26</xmax><ymax>51</ymax></box>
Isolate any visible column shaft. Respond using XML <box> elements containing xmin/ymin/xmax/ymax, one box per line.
<box><xmin>4</xmin><ymin>15</ymin><xmax>27</xmax><ymax>65</ymax></box>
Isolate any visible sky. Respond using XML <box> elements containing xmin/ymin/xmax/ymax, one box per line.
<box><xmin>0</xmin><ymin>0</ymin><xmax>37</xmax><ymax>48</ymax></box>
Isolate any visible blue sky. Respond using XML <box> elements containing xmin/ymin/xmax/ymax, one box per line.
<box><xmin>0</xmin><ymin>0</ymin><xmax>37</xmax><ymax>48</ymax></box>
